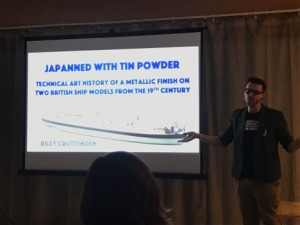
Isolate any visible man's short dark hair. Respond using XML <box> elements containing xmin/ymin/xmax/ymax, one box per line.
<box><xmin>247</xmin><ymin>77</ymin><xmax>266</xmax><ymax>93</ymax></box>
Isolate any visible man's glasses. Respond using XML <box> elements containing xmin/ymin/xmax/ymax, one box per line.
<box><xmin>243</xmin><ymin>88</ymin><xmax>264</xmax><ymax>96</ymax></box>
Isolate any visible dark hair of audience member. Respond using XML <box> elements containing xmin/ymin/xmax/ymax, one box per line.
<box><xmin>80</xmin><ymin>151</ymin><xmax>172</xmax><ymax>225</ymax></box>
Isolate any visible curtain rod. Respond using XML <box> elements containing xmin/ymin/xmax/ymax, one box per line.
<box><xmin>1</xmin><ymin>8</ymin><xmax>300</xmax><ymax>30</ymax></box>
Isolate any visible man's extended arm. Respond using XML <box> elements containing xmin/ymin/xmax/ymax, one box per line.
<box><xmin>180</xmin><ymin>131</ymin><xmax>223</xmax><ymax>147</ymax></box>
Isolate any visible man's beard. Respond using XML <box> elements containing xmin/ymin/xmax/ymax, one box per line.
<box><xmin>246</xmin><ymin>98</ymin><xmax>260</xmax><ymax>107</ymax></box>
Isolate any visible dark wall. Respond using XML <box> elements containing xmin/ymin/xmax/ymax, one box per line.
<box><xmin>1</xmin><ymin>0</ymin><xmax>300</xmax><ymax>28</ymax></box>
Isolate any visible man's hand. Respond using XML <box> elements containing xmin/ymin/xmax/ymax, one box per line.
<box><xmin>179</xmin><ymin>132</ymin><xmax>223</xmax><ymax>147</ymax></box>
<box><xmin>179</xmin><ymin>131</ymin><xmax>199</xmax><ymax>142</ymax></box>
<box><xmin>288</xmin><ymin>136</ymin><xmax>300</xmax><ymax>153</ymax></box>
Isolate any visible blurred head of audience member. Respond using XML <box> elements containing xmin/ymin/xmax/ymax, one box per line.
<box><xmin>80</xmin><ymin>151</ymin><xmax>172</xmax><ymax>225</ymax></box>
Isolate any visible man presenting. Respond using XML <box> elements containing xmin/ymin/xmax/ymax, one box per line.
<box><xmin>181</xmin><ymin>77</ymin><xmax>300</xmax><ymax>225</ymax></box>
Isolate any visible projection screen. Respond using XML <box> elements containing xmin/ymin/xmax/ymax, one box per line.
<box><xmin>23</xmin><ymin>28</ymin><xmax>204</xmax><ymax>178</ymax></box>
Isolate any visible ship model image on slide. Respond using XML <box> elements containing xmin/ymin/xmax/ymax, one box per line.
<box><xmin>41</xmin><ymin>112</ymin><xmax>186</xmax><ymax>145</ymax></box>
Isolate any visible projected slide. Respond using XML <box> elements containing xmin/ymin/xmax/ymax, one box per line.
<box><xmin>24</xmin><ymin>30</ymin><xmax>202</xmax><ymax>174</ymax></box>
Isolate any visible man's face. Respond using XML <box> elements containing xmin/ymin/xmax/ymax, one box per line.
<box><xmin>243</xmin><ymin>82</ymin><xmax>265</xmax><ymax>108</ymax></box>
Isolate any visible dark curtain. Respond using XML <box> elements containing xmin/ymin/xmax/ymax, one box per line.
<box><xmin>0</xmin><ymin>13</ymin><xmax>299</xmax><ymax>225</ymax></box>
